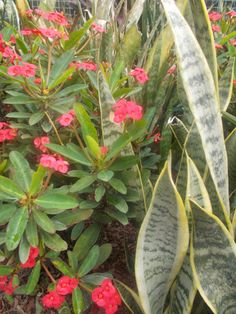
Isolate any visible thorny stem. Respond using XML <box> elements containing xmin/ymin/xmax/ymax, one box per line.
<box><xmin>44</xmin><ymin>111</ymin><xmax>64</xmax><ymax>146</ymax></box>
<box><xmin>76</xmin><ymin>34</ymin><xmax>96</xmax><ymax>55</ymax></box>
<box><xmin>42</xmin><ymin>170</ymin><xmax>53</xmax><ymax>192</ymax></box>
<box><xmin>42</xmin><ymin>262</ymin><xmax>56</xmax><ymax>284</ymax></box>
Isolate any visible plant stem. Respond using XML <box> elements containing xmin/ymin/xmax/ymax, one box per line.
<box><xmin>46</xmin><ymin>43</ymin><xmax>54</xmax><ymax>86</ymax></box>
<box><xmin>72</xmin><ymin>124</ymin><xmax>94</xmax><ymax>163</ymax></box>
<box><xmin>79</xmin><ymin>281</ymin><xmax>93</xmax><ymax>293</ymax></box>
<box><xmin>44</xmin><ymin>111</ymin><xmax>64</xmax><ymax>146</ymax></box>
<box><xmin>42</xmin><ymin>262</ymin><xmax>56</xmax><ymax>284</ymax></box>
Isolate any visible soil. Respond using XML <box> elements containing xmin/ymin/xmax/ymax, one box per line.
<box><xmin>0</xmin><ymin>222</ymin><xmax>137</xmax><ymax>314</ymax></box>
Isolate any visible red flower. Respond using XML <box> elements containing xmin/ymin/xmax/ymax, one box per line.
<box><xmin>226</xmin><ymin>11</ymin><xmax>236</xmax><ymax>17</ymax></box>
<box><xmin>113</xmin><ymin>99</ymin><xmax>143</xmax><ymax>123</ymax></box>
<box><xmin>100</xmin><ymin>146</ymin><xmax>108</xmax><ymax>156</ymax></box>
<box><xmin>56</xmin><ymin>276</ymin><xmax>78</xmax><ymax>295</ymax></box>
<box><xmin>230</xmin><ymin>39</ymin><xmax>236</xmax><ymax>46</ymax></box>
<box><xmin>34</xmin><ymin>77</ymin><xmax>41</xmax><ymax>85</ymax></box>
<box><xmin>91</xmin><ymin>23</ymin><xmax>107</xmax><ymax>33</ymax></box>
<box><xmin>34</xmin><ymin>136</ymin><xmax>50</xmax><ymax>153</ymax></box>
<box><xmin>212</xmin><ymin>25</ymin><xmax>221</xmax><ymax>33</ymax></box>
<box><xmin>208</xmin><ymin>11</ymin><xmax>222</xmax><ymax>22</ymax></box>
<box><xmin>92</xmin><ymin>287</ymin><xmax>107</xmax><ymax>307</ymax></box>
<box><xmin>215</xmin><ymin>42</ymin><xmax>223</xmax><ymax>49</ymax></box>
<box><xmin>54</xmin><ymin>159</ymin><xmax>69</xmax><ymax>174</ymax></box>
<box><xmin>8</xmin><ymin>62</ymin><xmax>37</xmax><ymax>78</ymax></box>
<box><xmin>0</xmin><ymin>276</ymin><xmax>8</xmax><ymax>290</ymax></box>
<box><xmin>4</xmin><ymin>277</ymin><xmax>15</xmax><ymax>295</ymax></box>
<box><xmin>167</xmin><ymin>64</ymin><xmax>177</xmax><ymax>75</ymax></box>
<box><xmin>57</xmin><ymin>112</ymin><xmax>74</xmax><ymax>126</ymax></box>
<box><xmin>42</xmin><ymin>290</ymin><xmax>65</xmax><ymax>309</ymax></box>
<box><xmin>20</xmin><ymin>247</ymin><xmax>39</xmax><ymax>269</ymax></box>
<box><xmin>40</xmin><ymin>154</ymin><xmax>57</xmax><ymax>169</ymax></box>
<box><xmin>71</xmin><ymin>61</ymin><xmax>98</xmax><ymax>72</ymax></box>
<box><xmin>101</xmin><ymin>279</ymin><xmax>117</xmax><ymax>297</ymax></box>
<box><xmin>129</xmin><ymin>67</ymin><xmax>149</xmax><ymax>84</ymax></box>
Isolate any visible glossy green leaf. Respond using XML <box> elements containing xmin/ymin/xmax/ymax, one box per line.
<box><xmin>0</xmin><ymin>204</ymin><xmax>17</xmax><ymax>225</ymax></box>
<box><xmin>6</xmin><ymin>206</ymin><xmax>29</xmax><ymax>251</ymax></box>
<box><xmin>95</xmin><ymin>186</ymin><xmax>106</xmax><ymax>202</ymax></box>
<box><xmin>78</xmin><ymin>245</ymin><xmax>100</xmax><ymax>277</ymax></box>
<box><xmin>0</xmin><ymin>176</ymin><xmax>24</xmax><ymax>199</ymax></box>
<box><xmin>190</xmin><ymin>201</ymin><xmax>236</xmax><ymax>313</ymax></box>
<box><xmin>71</xmin><ymin>222</ymin><xmax>84</xmax><ymax>241</ymax></box>
<box><xmin>41</xmin><ymin>231</ymin><xmax>67</xmax><ymax>252</ymax></box>
<box><xmin>97</xmin><ymin>170</ymin><xmax>114</xmax><ymax>182</ymax></box>
<box><xmin>9</xmin><ymin>151</ymin><xmax>32</xmax><ymax>192</ymax></box>
<box><xmin>95</xmin><ymin>243</ymin><xmax>112</xmax><ymax>268</ymax></box>
<box><xmin>74</xmin><ymin>104</ymin><xmax>99</xmax><ymax>145</ymax></box>
<box><xmin>109</xmin><ymin>178</ymin><xmax>127</xmax><ymax>194</ymax></box>
<box><xmin>29</xmin><ymin>112</ymin><xmax>44</xmax><ymax>126</ymax></box>
<box><xmin>51</xmin><ymin>258</ymin><xmax>74</xmax><ymax>277</ymax></box>
<box><xmin>108</xmin><ymin>195</ymin><xmax>128</xmax><ymax>213</ymax></box>
<box><xmin>29</xmin><ymin>165</ymin><xmax>47</xmax><ymax>196</ymax></box>
<box><xmin>86</xmin><ymin>135</ymin><xmax>101</xmax><ymax>159</ymax></box>
<box><xmin>73</xmin><ymin>224</ymin><xmax>101</xmax><ymax>260</ymax></box>
<box><xmin>25</xmin><ymin>261</ymin><xmax>41</xmax><ymax>294</ymax></box>
<box><xmin>0</xmin><ymin>265</ymin><xmax>14</xmax><ymax>276</ymax></box>
<box><xmin>70</xmin><ymin>175</ymin><xmax>96</xmax><ymax>193</ymax></box>
<box><xmin>19</xmin><ymin>235</ymin><xmax>30</xmax><ymax>263</ymax></box>
<box><xmin>52</xmin><ymin>209</ymin><xmax>93</xmax><ymax>226</ymax></box>
<box><xmin>72</xmin><ymin>287</ymin><xmax>84</xmax><ymax>314</ymax></box>
<box><xmin>26</xmin><ymin>216</ymin><xmax>38</xmax><ymax>247</ymax></box>
<box><xmin>33</xmin><ymin>210</ymin><xmax>56</xmax><ymax>234</ymax></box>
<box><xmin>49</xmin><ymin>51</ymin><xmax>74</xmax><ymax>85</ymax></box>
<box><xmin>109</xmin><ymin>156</ymin><xmax>139</xmax><ymax>171</ymax></box>
<box><xmin>46</xmin><ymin>143</ymin><xmax>92</xmax><ymax>166</ymax></box>
<box><xmin>105</xmin><ymin>208</ymin><xmax>129</xmax><ymax>225</ymax></box>
<box><xmin>35</xmin><ymin>193</ymin><xmax>79</xmax><ymax>210</ymax></box>
<box><xmin>135</xmin><ymin>159</ymin><xmax>189</xmax><ymax>314</ymax></box>
<box><xmin>49</xmin><ymin>67</ymin><xmax>75</xmax><ymax>90</ymax></box>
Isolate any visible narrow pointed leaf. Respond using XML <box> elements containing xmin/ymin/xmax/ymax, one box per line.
<box><xmin>25</xmin><ymin>261</ymin><xmax>41</xmax><ymax>294</ymax></box>
<box><xmin>35</xmin><ymin>193</ymin><xmax>79</xmax><ymax>210</ymax></box>
<box><xmin>33</xmin><ymin>210</ymin><xmax>55</xmax><ymax>234</ymax></box>
<box><xmin>0</xmin><ymin>176</ymin><xmax>24</xmax><ymax>199</ymax></box>
<box><xmin>29</xmin><ymin>165</ymin><xmax>47</xmax><ymax>196</ymax></box>
<box><xmin>78</xmin><ymin>245</ymin><xmax>100</xmax><ymax>277</ymax></box>
<box><xmin>219</xmin><ymin>58</ymin><xmax>235</xmax><ymax>111</ymax></box>
<box><xmin>135</xmin><ymin>158</ymin><xmax>189</xmax><ymax>314</ymax></box>
<box><xmin>41</xmin><ymin>231</ymin><xmax>67</xmax><ymax>252</ymax></box>
<box><xmin>161</xmin><ymin>0</ymin><xmax>230</xmax><ymax>213</ymax></box>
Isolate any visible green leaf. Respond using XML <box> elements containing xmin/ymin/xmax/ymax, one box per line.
<box><xmin>95</xmin><ymin>243</ymin><xmax>112</xmax><ymax>268</ymax></box>
<box><xmin>0</xmin><ymin>265</ymin><xmax>14</xmax><ymax>276</ymax></box>
<box><xmin>25</xmin><ymin>261</ymin><xmax>41</xmax><ymax>294</ymax></box>
<box><xmin>33</xmin><ymin>210</ymin><xmax>56</xmax><ymax>234</ymax></box>
<box><xmin>73</xmin><ymin>224</ymin><xmax>101</xmax><ymax>260</ymax></box>
<box><xmin>6</xmin><ymin>206</ymin><xmax>29</xmax><ymax>251</ymax></box>
<box><xmin>9</xmin><ymin>151</ymin><xmax>32</xmax><ymax>192</ymax></box>
<box><xmin>19</xmin><ymin>235</ymin><xmax>30</xmax><ymax>263</ymax></box>
<box><xmin>86</xmin><ymin>135</ymin><xmax>101</xmax><ymax>159</ymax></box>
<box><xmin>135</xmin><ymin>159</ymin><xmax>189</xmax><ymax>314</ymax></box>
<box><xmin>6</xmin><ymin>112</ymin><xmax>31</xmax><ymax>118</ymax></box>
<box><xmin>52</xmin><ymin>209</ymin><xmax>93</xmax><ymax>226</ymax></box>
<box><xmin>109</xmin><ymin>178</ymin><xmax>127</xmax><ymax>194</ymax></box>
<box><xmin>35</xmin><ymin>193</ymin><xmax>79</xmax><ymax>210</ymax></box>
<box><xmin>29</xmin><ymin>112</ymin><xmax>44</xmax><ymax>126</ymax></box>
<box><xmin>97</xmin><ymin>170</ymin><xmax>114</xmax><ymax>182</ymax></box>
<box><xmin>109</xmin><ymin>156</ymin><xmax>139</xmax><ymax>171</ymax></box>
<box><xmin>161</xmin><ymin>0</ymin><xmax>229</xmax><ymax>212</ymax></box>
<box><xmin>95</xmin><ymin>186</ymin><xmax>106</xmax><ymax>202</ymax></box>
<box><xmin>104</xmin><ymin>133</ymin><xmax>132</xmax><ymax>161</ymax></box>
<box><xmin>3</xmin><ymin>95</ymin><xmax>36</xmax><ymax>105</ymax></box>
<box><xmin>72</xmin><ymin>288</ymin><xmax>84</xmax><ymax>314</ymax></box>
<box><xmin>49</xmin><ymin>67</ymin><xmax>75</xmax><ymax>90</ymax></box>
<box><xmin>29</xmin><ymin>165</ymin><xmax>47</xmax><ymax>196</ymax></box>
<box><xmin>219</xmin><ymin>58</ymin><xmax>235</xmax><ymax>111</ymax></box>
<box><xmin>78</xmin><ymin>245</ymin><xmax>100</xmax><ymax>277</ymax></box>
<box><xmin>0</xmin><ymin>204</ymin><xmax>17</xmax><ymax>225</ymax></box>
<box><xmin>71</xmin><ymin>222</ymin><xmax>84</xmax><ymax>241</ymax></box>
<box><xmin>41</xmin><ymin>231</ymin><xmax>67</xmax><ymax>252</ymax></box>
<box><xmin>226</xmin><ymin>128</ymin><xmax>236</xmax><ymax>194</ymax></box>
<box><xmin>26</xmin><ymin>216</ymin><xmax>38</xmax><ymax>247</ymax></box>
<box><xmin>108</xmin><ymin>195</ymin><xmax>128</xmax><ymax>213</ymax></box>
<box><xmin>0</xmin><ymin>176</ymin><xmax>25</xmax><ymax>199</ymax></box>
<box><xmin>46</xmin><ymin>143</ymin><xmax>92</xmax><ymax>166</ymax></box>
<box><xmin>74</xmin><ymin>104</ymin><xmax>99</xmax><ymax>145</ymax></box>
<box><xmin>115</xmin><ymin>280</ymin><xmax>144</xmax><ymax>314</ymax></box>
<box><xmin>70</xmin><ymin>176</ymin><xmax>96</xmax><ymax>193</ymax></box>
<box><xmin>51</xmin><ymin>258</ymin><xmax>74</xmax><ymax>277</ymax></box>
<box><xmin>120</xmin><ymin>24</ymin><xmax>141</xmax><ymax>65</ymax></box>
<box><xmin>190</xmin><ymin>201</ymin><xmax>236</xmax><ymax>313</ymax></box>
<box><xmin>105</xmin><ymin>209</ymin><xmax>129</xmax><ymax>225</ymax></box>
<box><xmin>49</xmin><ymin>51</ymin><xmax>74</xmax><ymax>85</ymax></box>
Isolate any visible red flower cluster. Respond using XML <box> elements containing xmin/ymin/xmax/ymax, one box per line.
<box><xmin>92</xmin><ymin>279</ymin><xmax>121</xmax><ymax>314</ymax></box>
<box><xmin>208</xmin><ymin>11</ymin><xmax>222</xmax><ymax>22</ymax></box>
<box><xmin>34</xmin><ymin>136</ymin><xmax>50</xmax><ymax>153</ymax></box>
<box><xmin>212</xmin><ymin>25</ymin><xmax>221</xmax><ymax>33</ymax></box>
<box><xmin>42</xmin><ymin>276</ymin><xmax>78</xmax><ymax>309</ymax></box>
<box><xmin>8</xmin><ymin>62</ymin><xmax>37</xmax><ymax>78</ymax></box>
<box><xmin>0</xmin><ymin>276</ymin><xmax>17</xmax><ymax>295</ymax></box>
<box><xmin>91</xmin><ymin>23</ymin><xmax>107</xmax><ymax>33</ymax></box>
<box><xmin>226</xmin><ymin>11</ymin><xmax>236</xmax><ymax>17</ymax></box>
<box><xmin>70</xmin><ymin>61</ymin><xmax>97</xmax><ymax>72</ymax></box>
<box><xmin>28</xmin><ymin>9</ymin><xmax>69</xmax><ymax>26</ymax></box>
<box><xmin>129</xmin><ymin>67</ymin><xmax>149</xmax><ymax>84</ymax></box>
<box><xmin>113</xmin><ymin>99</ymin><xmax>143</xmax><ymax>123</ymax></box>
<box><xmin>56</xmin><ymin>109</ymin><xmax>75</xmax><ymax>127</ymax></box>
<box><xmin>20</xmin><ymin>247</ymin><xmax>39</xmax><ymax>269</ymax></box>
<box><xmin>0</xmin><ymin>122</ymin><xmax>17</xmax><ymax>143</ymax></box>
<box><xmin>40</xmin><ymin>154</ymin><xmax>69</xmax><ymax>174</ymax></box>
<box><xmin>21</xmin><ymin>28</ymin><xmax>68</xmax><ymax>40</ymax></box>
<box><xmin>100</xmin><ymin>146</ymin><xmax>108</xmax><ymax>156</ymax></box>
<box><xmin>0</xmin><ymin>34</ymin><xmax>21</xmax><ymax>64</ymax></box>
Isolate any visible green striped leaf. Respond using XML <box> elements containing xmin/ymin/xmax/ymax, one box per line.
<box><xmin>98</xmin><ymin>71</ymin><xmax>122</xmax><ymax>147</ymax></box>
<box><xmin>9</xmin><ymin>151</ymin><xmax>32</xmax><ymax>192</ymax></box>
<box><xmin>226</xmin><ymin>128</ymin><xmax>236</xmax><ymax>195</ymax></box>
<box><xmin>190</xmin><ymin>201</ymin><xmax>236</xmax><ymax>313</ymax></box>
<box><xmin>161</xmin><ymin>0</ymin><xmax>230</xmax><ymax>213</ymax></box>
<box><xmin>219</xmin><ymin>58</ymin><xmax>235</xmax><ymax>111</ymax></box>
<box><xmin>126</xmin><ymin>0</ymin><xmax>146</xmax><ymax>30</ymax></box>
<box><xmin>6</xmin><ymin>206</ymin><xmax>29</xmax><ymax>251</ymax></box>
<box><xmin>135</xmin><ymin>158</ymin><xmax>189</xmax><ymax>314</ymax></box>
